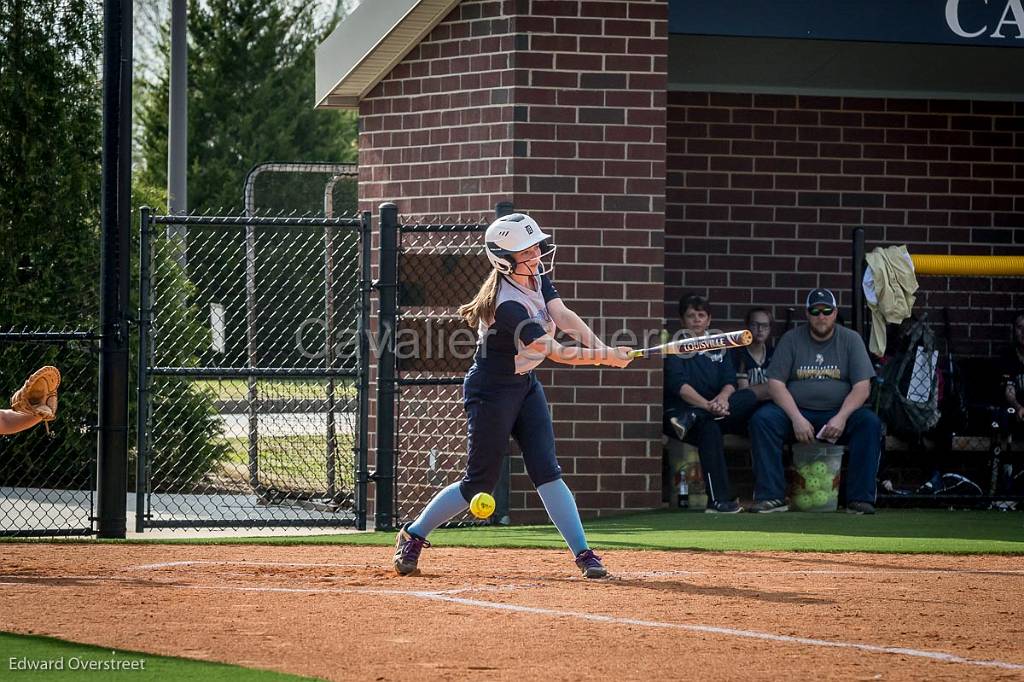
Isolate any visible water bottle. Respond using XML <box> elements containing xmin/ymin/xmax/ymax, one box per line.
<box><xmin>677</xmin><ymin>478</ymin><xmax>689</xmax><ymax>509</ymax></box>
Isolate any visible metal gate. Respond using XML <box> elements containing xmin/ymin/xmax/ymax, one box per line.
<box><xmin>137</xmin><ymin>209</ymin><xmax>370</xmax><ymax>530</ymax></box>
<box><xmin>374</xmin><ymin>203</ymin><xmax>513</xmax><ymax>530</ymax></box>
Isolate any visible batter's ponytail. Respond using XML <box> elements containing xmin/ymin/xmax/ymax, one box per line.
<box><xmin>458</xmin><ymin>269</ymin><xmax>501</xmax><ymax>328</ymax></box>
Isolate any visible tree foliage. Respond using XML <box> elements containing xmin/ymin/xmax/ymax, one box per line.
<box><xmin>0</xmin><ymin>1</ymin><xmax>102</xmax><ymax>489</ymax></box>
<box><xmin>0</xmin><ymin>0</ymin><xmax>102</xmax><ymax>328</ymax></box>
<box><xmin>138</xmin><ymin>0</ymin><xmax>358</xmax><ymax>212</ymax></box>
<box><xmin>0</xmin><ymin>2</ymin><xmax>226</xmax><ymax>493</ymax></box>
<box><xmin>136</xmin><ymin>0</ymin><xmax>360</xmax><ymax>371</ymax></box>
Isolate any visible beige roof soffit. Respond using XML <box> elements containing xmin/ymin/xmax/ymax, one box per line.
<box><xmin>315</xmin><ymin>0</ymin><xmax>463</xmax><ymax>110</ymax></box>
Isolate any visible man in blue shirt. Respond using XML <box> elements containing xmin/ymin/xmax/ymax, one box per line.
<box><xmin>664</xmin><ymin>294</ymin><xmax>758</xmax><ymax>513</ymax></box>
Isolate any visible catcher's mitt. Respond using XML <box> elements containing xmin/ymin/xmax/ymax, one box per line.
<box><xmin>11</xmin><ymin>366</ymin><xmax>61</xmax><ymax>431</ymax></box>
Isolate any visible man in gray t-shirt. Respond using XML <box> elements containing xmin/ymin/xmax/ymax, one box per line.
<box><xmin>747</xmin><ymin>289</ymin><xmax>881</xmax><ymax>515</ymax></box>
<box><xmin>768</xmin><ymin>319</ymin><xmax>875</xmax><ymax>411</ymax></box>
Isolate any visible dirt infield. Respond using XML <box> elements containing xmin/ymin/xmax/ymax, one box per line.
<box><xmin>1</xmin><ymin>543</ymin><xmax>1022</xmax><ymax>681</ymax></box>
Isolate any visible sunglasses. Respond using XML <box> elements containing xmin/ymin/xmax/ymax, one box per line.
<box><xmin>808</xmin><ymin>307</ymin><xmax>835</xmax><ymax>317</ymax></box>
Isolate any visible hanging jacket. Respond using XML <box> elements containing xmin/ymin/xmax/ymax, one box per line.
<box><xmin>863</xmin><ymin>245</ymin><xmax>919</xmax><ymax>356</ymax></box>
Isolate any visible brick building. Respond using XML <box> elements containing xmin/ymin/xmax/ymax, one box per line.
<box><xmin>315</xmin><ymin>0</ymin><xmax>1024</xmax><ymax>522</ymax></box>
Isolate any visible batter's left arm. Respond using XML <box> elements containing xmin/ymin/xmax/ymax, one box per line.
<box><xmin>547</xmin><ymin>298</ymin><xmax>608</xmax><ymax>349</ymax></box>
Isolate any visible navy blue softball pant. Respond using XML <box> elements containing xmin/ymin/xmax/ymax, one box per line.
<box><xmin>458</xmin><ymin>366</ymin><xmax>562</xmax><ymax>502</ymax></box>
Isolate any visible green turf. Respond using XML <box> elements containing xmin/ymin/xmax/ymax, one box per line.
<box><xmin>0</xmin><ymin>632</ymin><xmax>321</xmax><ymax>681</ymax></box>
<box><xmin>124</xmin><ymin>509</ymin><xmax>1024</xmax><ymax>554</ymax></box>
<box><xmin>3</xmin><ymin>510</ymin><xmax>1022</xmax><ymax>553</ymax></box>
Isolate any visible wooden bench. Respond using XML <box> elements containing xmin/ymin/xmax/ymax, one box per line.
<box><xmin>663</xmin><ymin>434</ymin><xmax>762</xmax><ymax>505</ymax></box>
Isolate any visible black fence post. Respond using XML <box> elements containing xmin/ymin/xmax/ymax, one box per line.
<box><xmin>852</xmin><ymin>227</ymin><xmax>866</xmax><ymax>341</ymax></box>
<box><xmin>97</xmin><ymin>0</ymin><xmax>132</xmax><ymax>539</ymax></box>
<box><xmin>356</xmin><ymin>210</ymin><xmax>372</xmax><ymax>530</ymax></box>
<box><xmin>136</xmin><ymin>207</ymin><xmax>152</xmax><ymax>533</ymax></box>
<box><xmin>375</xmin><ymin>203</ymin><xmax>400</xmax><ymax>531</ymax></box>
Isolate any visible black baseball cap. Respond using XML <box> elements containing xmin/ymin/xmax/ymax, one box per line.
<box><xmin>805</xmin><ymin>288</ymin><xmax>837</xmax><ymax>310</ymax></box>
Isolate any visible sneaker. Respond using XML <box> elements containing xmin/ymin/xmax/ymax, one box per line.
<box><xmin>846</xmin><ymin>501</ymin><xmax>876</xmax><ymax>515</ymax></box>
<box><xmin>705</xmin><ymin>500</ymin><xmax>743</xmax><ymax>514</ymax></box>
<box><xmin>393</xmin><ymin>524</ymin><xmax>430</xmax><ymax>575</ymax></box>
<box><xmin>670</xmin><ymin>410</ymin><xmax>697</xmax><ymax>440</ymax></box>
<box><xmin>574</xmin><ymin>549</ymin><xmax>608</xmax><ymax>579</ymax></box>
<box><xmin>749</xmin><ymin>499</ymin><xmax>788</xmax><ymax>513</ymax></box>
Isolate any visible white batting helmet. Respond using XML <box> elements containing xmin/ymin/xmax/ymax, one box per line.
<box><xmin>484</xmin><ymin>213</ymin><xmax>556</xmax><ymax>275</ymax></box>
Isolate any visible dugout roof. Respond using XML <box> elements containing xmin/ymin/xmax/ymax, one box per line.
<box><xmin>315</xmin><ymin>0</ymin><xmax>1024</xmax><ymax>110</ymax></box>
<box><xmin>315</xmin><ymin>0</ymin><xmax>462</xmax><ymax>109</ymax></box>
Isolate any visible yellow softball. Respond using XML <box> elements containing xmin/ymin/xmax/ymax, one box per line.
<box><xmin>469</xmin><ymin>492</ymin><xmax>495</xmax><ymax>519</ymax></box>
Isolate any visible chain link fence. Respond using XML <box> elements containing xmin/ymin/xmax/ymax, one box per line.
<box><xmin>242</xmin><ymin>162</ymin><xmax>358</xmax><ymax>218</ymax></box>
<box><xmin>395</xmin><ymin>220</ymin><xmax>491</xmax><ymax>527</ymax></box>
<box><xmin>852</xmin><ymin>231</ymin><xmax>1023</xmax><ymax>506</ymax></box>
<box><xmin>0</xmin><ymin>331</ymin><xmax>99</xmax><ymax>536</ymax></box>
<box><xmin>374</xmin><ymin>205</ymin><xmax>513</xmax><ymax>529</ymax></box>
<box><xmin>868</xmin><ymin>309</ymin><xmax>1021</xmax><ymax>505</ymax></box>
<box><xmin>138</xmin><ymin>209</ymin><xmax>370</xmax><ymax>530</ymax></box>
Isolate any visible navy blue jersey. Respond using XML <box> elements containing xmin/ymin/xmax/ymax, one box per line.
<box><xmin>664</xmin><ymin>348</ymin><xmax>736</xmax><ymax>415</ymax></box>
<box><xmin>731</xmin><ymin>344</ymin><xmax>774</xmax><ymax>386</ymax></box>
<box><xmin>474</xmin><ymin>274</ymin><xmax>560</xmax><ymax>375</ymax></box>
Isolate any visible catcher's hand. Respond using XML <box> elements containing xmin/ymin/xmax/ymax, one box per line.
<box><xmin>11</xmin><ymin>366</ymin><xmax>61</xmax><ymax>428</ymax></box>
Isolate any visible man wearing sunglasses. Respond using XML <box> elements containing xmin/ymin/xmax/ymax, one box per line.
<box><xmin>747</xmin><ymin>288</ymin><xmax>881</xmax><ymax>514</ymax></box>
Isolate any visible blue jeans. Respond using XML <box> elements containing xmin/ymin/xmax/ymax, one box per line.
<box><xmin>748</xmin><ymin>403</ymin><xmax>881</xmax><ymax>503</ymax></box>
<box><xmin>664</xmin><ymin>389</ymin><xmax>758</xmax><ymax>504</ymax></box>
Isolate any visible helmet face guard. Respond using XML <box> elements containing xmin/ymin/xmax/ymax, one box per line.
<box><xmin>508</xmin><ymin>239</ymin><xmax>556</xmax><ymax>276</ymax></box>
<box><xmin>484</xmin><ymin>214</ymin><xmax>556</xmax><ymax>276</ymax></box>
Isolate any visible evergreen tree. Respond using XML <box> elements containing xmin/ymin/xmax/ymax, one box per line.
<box><xmin>0</xmin><ymin>2</ymin><xmax>226</xmax><ymax>494</ymax></box>
<box><xmin>138</xmin><ymin>0</ymin><xmax>357</xmax><ymax>212</ymax></box>
<box><xmin>0</xmin><ymin>1</ymin><xmax>101</xmax><ymax>490</ymax></box>
<box><xmin>0</xmin><ymin>0</ymin><xmax>102</xmax><ymax>328</ymax></box>
<box><xmin>137</xmin><ymin>0</ymin><xmax>360</xmax><ymax>369</ymax></box>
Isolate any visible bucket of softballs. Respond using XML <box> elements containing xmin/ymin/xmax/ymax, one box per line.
<box><xmin>791</xmin><ymin>443</ymin><xmax>843</xmax><ymax>512</ymax></box>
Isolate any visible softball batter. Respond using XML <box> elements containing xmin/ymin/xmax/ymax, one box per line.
<box><xmin>393</xmin><ymin>213</ymin><xmax>633</xmax><ymax>578</ymax></box>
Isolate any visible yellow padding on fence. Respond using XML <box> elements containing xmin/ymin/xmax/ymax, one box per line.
<box><xmin>911</xmin><ymin>254</ymin><xmax>1024</xmax><ymax>277</ymax></box>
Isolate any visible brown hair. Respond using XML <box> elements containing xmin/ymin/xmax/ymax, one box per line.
<box><xmin>679</xmin><ymin>292</ymin><xmax>711</xmax><ymax>319</ymax></box>
<box><xmin>745</xmin><ymin>306</ymin><xmax>774</xmax><ymax>328</ymax></box>
<box><xmin>458</xmin><ymin>269</ymin><xmax>502</xmax><ymax>328</ymax></box>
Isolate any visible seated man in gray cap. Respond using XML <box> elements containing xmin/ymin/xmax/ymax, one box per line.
<box><xmin>747</xmin><ymin>288</ymin><xmax>881</xmax><ymax>514</ymax></box>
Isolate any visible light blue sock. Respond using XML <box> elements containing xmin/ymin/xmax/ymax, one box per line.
<box><xmin>536</xmin><ymin>478</ymin><xmax>588</xmax><ymax>556</ymax></box>
<box><xmin>407</xmin><ymin>482</ymin><xmax>469</xmax><ymax>538</ymax></box>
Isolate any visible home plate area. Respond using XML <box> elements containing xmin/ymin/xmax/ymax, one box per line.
<box><xmin>1</xmin><ymin>544</ymin><xmax>1022</xmax><ymax>681</ymax></box>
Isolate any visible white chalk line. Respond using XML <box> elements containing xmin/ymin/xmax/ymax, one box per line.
<box><xmin>139</xmin><ymin>581</ymin><xmax>1024</xmax><ymax>672</ymax></box>
<box><xmin>0</xmin><ymin>573</ymin><xmax>537</xmax><ymax>597</ymax></box>
<box><xmin>3</xmin><ymin>573</ymin><xmax>1022</xmax><ymax>672</ymax></box>
<box><xmin>129</xmin><ymin>560</ymin><xmax>375</xmax><ymax>571</ymax></box>
<box><xmin>0</xmin><ymin>574</ymin><xmax>104</xmax><ymax>581</ymax></box>
<box><xmin>129</xmin><ymin>561</ymin><xmax>1024</xmax><ymax>580</ymax></box>
<box><xmin>617</xmin><ymin>568</ymin><xmax>1024</xmax><ymax>578</ymax></box>
<box><xmin>409</xmin><ymin>592</ymin><xmax>1024</xmax><ymax>672</ymax></box>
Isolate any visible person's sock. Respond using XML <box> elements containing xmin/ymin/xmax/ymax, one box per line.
<box><xmin>536</xmin><ymin>478</ymin><xmax>588</xmax><ymax>556</ymax></box>
<box><xmin>407</xmin><ymin>482</ymin><xmax>469</xmax><ymax>538</ymax></box>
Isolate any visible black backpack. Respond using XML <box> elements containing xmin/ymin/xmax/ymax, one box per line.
<box><xmin>871</xmin><ymin>316</ymin><xmax>941</xmax><ymax>440</ymax></box>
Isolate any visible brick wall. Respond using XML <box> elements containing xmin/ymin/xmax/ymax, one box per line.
<box><xmin>507</xmin><ymin>0</ymin><xmax>666</xmax><ymax>519</ymax></box>
<box><xmin>666</xmin><ymin>92</ymin><xmax>1024</xmax><ymax>356</ymax></box>
<box><xmin>358</xmin><ymin>2</ymin><xmax>517</xmax><ymax>215</ymax></box>
<box><xmin>359</xmin><ymin>0</ymin><xmax>668</xmax><ymax>522</ymax></box>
